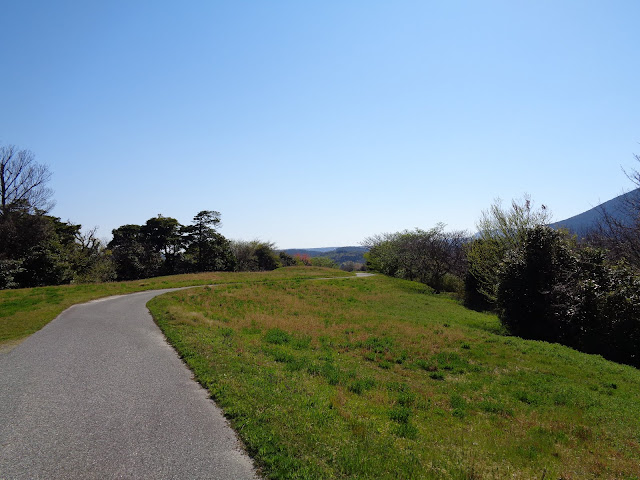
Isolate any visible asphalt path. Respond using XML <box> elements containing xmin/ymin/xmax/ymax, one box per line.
<box><xmin>0</xmin><ymin>288</ymin><xmax>260</xmax><ymax>480</ymax></box>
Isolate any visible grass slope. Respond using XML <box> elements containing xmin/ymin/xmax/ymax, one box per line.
<box><xmin>149</xmin><ymin>274</ymin><xmax>640</xmax><ymax>480</ymax></box>
<box><xmin>0</xmin><ymin>267</ymin><xmax>350</xmax><ymax>345</ymax></box>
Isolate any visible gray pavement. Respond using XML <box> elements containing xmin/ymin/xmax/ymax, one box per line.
<box><xmin>0</xmin><ymin>289</ymin><xmax>260</xmax><ymax>480</ymax></box>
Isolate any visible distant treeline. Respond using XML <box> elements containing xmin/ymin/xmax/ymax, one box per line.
<box><xmin>0</xmin><ymin>204</ymin><xmax>294</xmax><ymax>289</ymax></box>
<box><xmin>281</xmin><ymin>247</ymin><xmax>368</xmax><ymax>271</ymax></box>
<box><xmin>0</xmin><ymin>142</ymin><xmax>328</xmax><ymax>289</ymax></box>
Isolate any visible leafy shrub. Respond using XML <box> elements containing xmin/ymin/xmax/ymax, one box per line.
<box><xmin>496</xmin><ymin>226</ymin><xmax>576</xmax><ymax>343</ymax></box>
<box><xmin>310</xmin><ymin>256</ymin><xmax>339</xmax><ymax>269</ymax></box>
<box><xmin>278</xmin><ymin>251</ymin><xmax>297</xmax><ymax>267</ymax></box>
<box><xmin>496</xmin><ymin>225</ymin><xmax>640</xmax><ymax>367</ymax></box>
<box><xmin>464</xmin><ymin>266</ymin><xmax>493</xmax><ymax>311</ymax></box>
<box><xmin>340</xmin><ymin>261</ymin><xmax>366</xmax><ymax>272</ymax></box>
<box><xmin>232</xmin><ymin>240</ymin><xmax>280</xmax><ymax>271</ymax></box>
<box><xmin>465</xmin><ymin>195</ymin><xmax>551</xmax><ymax>306</ymax></box>
<box><xmin>362</xmin><ymin>225</ymin><xmax>467</xmax><ymax>293</ymax></box>
<box><xmin>441</xmin><ymin>273</ymin><xmax>464</xmax><ymax>294</ymax></box>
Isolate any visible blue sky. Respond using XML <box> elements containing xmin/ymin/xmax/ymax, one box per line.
<box><xmin>1</xmin><ymin>1</ymin><xmax>638</xmax><ymax>248</ymax></box>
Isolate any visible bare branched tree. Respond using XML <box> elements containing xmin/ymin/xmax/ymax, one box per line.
<box><xmin>0</xmin><ymin>144</ymin><xmax>54</xmax><ymax>217</ymax></box>
<box><xmin>588</xmin><ymin>154</ymin><xmax>640</xmax><ymax>268</ymax></box>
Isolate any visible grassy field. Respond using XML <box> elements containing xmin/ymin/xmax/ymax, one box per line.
<box><xmin>0</xmin><ymin>267</ymin><xmax>350</xmax><ymax>345</ymax></box>
<box><xmin>148</xmin><ymin>273</ymin><xmax>640</xmax><ymax>480</ymax></box>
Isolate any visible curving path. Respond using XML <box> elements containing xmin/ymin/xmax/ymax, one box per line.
<box><xmin>0</xmin><ymin>289</ymin><xmax>260</xmax><ymax>480</ymax></box>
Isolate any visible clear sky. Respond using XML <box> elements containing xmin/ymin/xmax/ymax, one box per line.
<box><xmin>1</xmin><ymin>1</ymin><xmax>638</xmax><ymax>249</ymax></box>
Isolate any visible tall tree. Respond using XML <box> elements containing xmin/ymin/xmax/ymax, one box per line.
<box><xmin>0</xmin><ymin>145</ymin><xmax>70</xmax><ymax>288</ymax></box>
<box><xmin>140</xmin><ymin>215</ymin><xmax>182</xmax><ymax>274</ymax></box>
<box><xmin>183</xmin><ymin>210</ymin><xmax>234</xmax><ymax>272</ymax></box>
<box><xmin>108</xmin><ymin>224</ymin><xmax>160</xmax><ymax>280</ymax></box>
<box><xmin>0</xmin><ymin>144</ymin><xmax>54</xmax><ymax>217</ymax></box>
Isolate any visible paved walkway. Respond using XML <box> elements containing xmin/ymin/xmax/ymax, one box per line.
<box><xmin>0</xmin><ymin>289</ymin><xmax>260</xmax><ymax>479</ymax></box>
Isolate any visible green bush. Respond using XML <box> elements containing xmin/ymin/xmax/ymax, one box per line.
<box><xmin>441</xmin><ymin>273</ymin><xmax>464</xmax><ymax>294</ymax></box>
<box><xmin>496</xmin><ymin>226</ymin><xmax>576</xmax><ymax>343</ymax></box>
<box><xmin>496</xmin><ymin>226</ymin><xmax>640</xmax><ymax>367</ymax></box>
<box><xmin>363</xmin><ymin>225</ymin><xmax>466</xmax><ymax>293</ymax></box>
<box><xmin>310</xmin><ymin>256</ymin><xmax>339</xmax><ymax>269</ymax></box>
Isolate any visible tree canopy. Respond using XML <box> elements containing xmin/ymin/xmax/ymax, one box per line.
<box><xmin>465</xmin><ymin>195</ymin><xmax>551</xmax><ymax>306</ymax></box>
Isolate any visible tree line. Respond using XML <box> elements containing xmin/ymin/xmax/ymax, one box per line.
<box><xmin>364</xmin><ymin>162</ymin><xmax>640</xmax><ymax>368</ymax></box>
<box><xmin>0</xmin><ymin>143</ymin><xmax>294</xmax><ymax>289</ymax></box>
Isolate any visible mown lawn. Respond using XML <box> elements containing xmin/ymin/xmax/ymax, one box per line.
<box><xmin>0</xmin><ymin>267</ymin><xmax>350</xmax><ymax>344</ymax></box>
<box><xmin>149</xmin><ymin>274</ymin><xmax>640</xmax><ymax>480</ymax></box>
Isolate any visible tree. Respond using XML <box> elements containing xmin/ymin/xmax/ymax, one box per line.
<box><xmin>0</xmin><ymin>144</ymin><xmax>117</xmax><ymax>288</ymax></box>
<box><xmin>310</xmin><ymin>256</ymin><xmax>339</xmax><ymax>269</ymax></box>
<box><xmin>108</xmin><ymin>224</ymin><xmax>160</xmax><ymax>280</ymax></box>
<box><xmin>363</xmin><ymin>224</ymin><xmax>467</xmax><ymax>293</ymax></box>
<box><xmin>182</xmin><ymin>211</ymin><xmax>221</xmax><ymax>270</ymax></box>
<box><xmin>231</xmin><ymin>240</ymin><xmax>280</xmax><ymax>271</ymax></box>
<box><xmin>140</xmin><ymin>215</ymin><xmax>182</xmax><ymax>274</ymax></box>
<box><xmin>0</xmin><ymin>144</ymin><xmax>54</xmax><ymax>217</ymax></box>
<box><xmin>465</xmin><ymin>194</ymin><xmax>551</xmax><ymax>306</ymax></box>
<box><xmin>68</xmin><ymin>227</ymin><xmax>116</xmax><ymax>283</ymax></box>
<box><xmin>182</xmin><ymin>211</ymin><xmax>235</xmax><ymax>272</ymax></box>
<box><xmin>0</xmin><ymin>212</ymin><xmax>83</xmax><ymax>288</ymax></box>
<box><xmin>496</xmin><ymin>225</ymin><xmax>640</xmax><ymax>368</ymax></box>
<box><xmin>496</xmin><ymin>226</ymin><xmax>577</xmax><ymax>342</ymax></box>
<box><xmin>278</xmin><ymin>251</ymin><xmax>297</xmax><ymax>267</ymax></box>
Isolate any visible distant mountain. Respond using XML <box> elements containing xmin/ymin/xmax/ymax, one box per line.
<box><xmin>549</xmin><ymin>188</ymin><xmax>639</xmax><ymax>237</ymax></box>
<box><xmin>286</xmin><ymin>247</ymin><xmax>341</xmax><ymax>254</ymax></box>
<box><xmin>281</xmin><ymin>246</ymin><xmax>369</xmax><ymax>265</ymax></box>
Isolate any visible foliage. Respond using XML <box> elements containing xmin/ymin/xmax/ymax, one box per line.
<box><xmin>68</xmin><ymin>228</ymin><xmax>116</xmax><ymax>283</ymax></box>
<box><xmin>107</xmin><ymin>211</ymin><xmax>236</xmax><ymax>281</ymax></box>
<box><xmin>0</xmin><ymin>259</ymin><xmax>22</xmax><ymax>289</ymax></box>
<box><xmin>182</xmin><ymin>210</ymin><xmax>235</xmax><ymax>273</ymax></box>
<box><xmin>108</xmin><ymin>224</ymin><xmax>160</xmax><ymax>280</ymax></box>
<box><xmin>465</xmin><ymin>195</ymin><xmax>551</xmax><ymax>306</ymax></box>
<box><xmin>340</xmin><ymin>261</ymin><xmax>367</xmax><ymax>272</ymax></box>
<box><xmin>497</xmin><ymin>225</ymin><xmax>640</xmax><ymax>367</ymax></box>
<box><xmin>293</xmin><ymin>253</ymin><xmax>312</xmax><ymax>266</ymax></box>
<box><xmin>363</xmin><ymin>224</ymin><xmax>467</xmax><ymax>292</ymax></box>
<box><xmin>463</xmin><ymin>263</ymin><xmax>493</xmax><ymax>311</ymax></box>
<box><xmin>310</xmin><ymin>256</ymin><xmax>339</xmax><ymax>269</ymax></box>
<box><xmin>140</xmin><ymin>215</ymin><xmax>182</xmax><ymax>274</ymax></box>
<box><xmin>0</xmin><ymin>143</ymin><xmax>117</xmax><ymax>289</ymax></box>
<box><xmin>278</xmin><ymin>251</ymin><xmax>297</xmax><ymax>267</ymax></box>
<box><xmin>231</xmin><ymin>240</ymin><xmax>280</xmax><ymax>271</ymax></box>
<box><xmin>0</xmin><ymin>205</ymin><xmax>104</xmax><ymax>288</ymax></box>
<box><xmin>496</xmin><ymin>226</ymin><xmax>576</xmax><ymax>342</ymax></box>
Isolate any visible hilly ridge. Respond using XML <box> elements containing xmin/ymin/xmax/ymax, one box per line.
<box><xmin>549</xmin><ymin>188</ymin><xmax>639</xmax><ymax>237</ymax></box>
<box><xmin>283</xmin><ymin>188</ymin><xmax>640</xmax><ymax>257</ymax></box>
<box><xmin>281</xmin><ymin>246</ymin><xmax>369</xmax><ymax>265</ymax></box>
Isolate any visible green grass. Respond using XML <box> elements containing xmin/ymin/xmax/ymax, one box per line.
<box><xmin>148</xmin><ymin>274</ymin><xmax>640</xmax><ymax>480</ymax></box>
<box><xmin>0</xmin><ymin>267</ymin><xmax>350</xmax><ymax>344</ymax></box>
